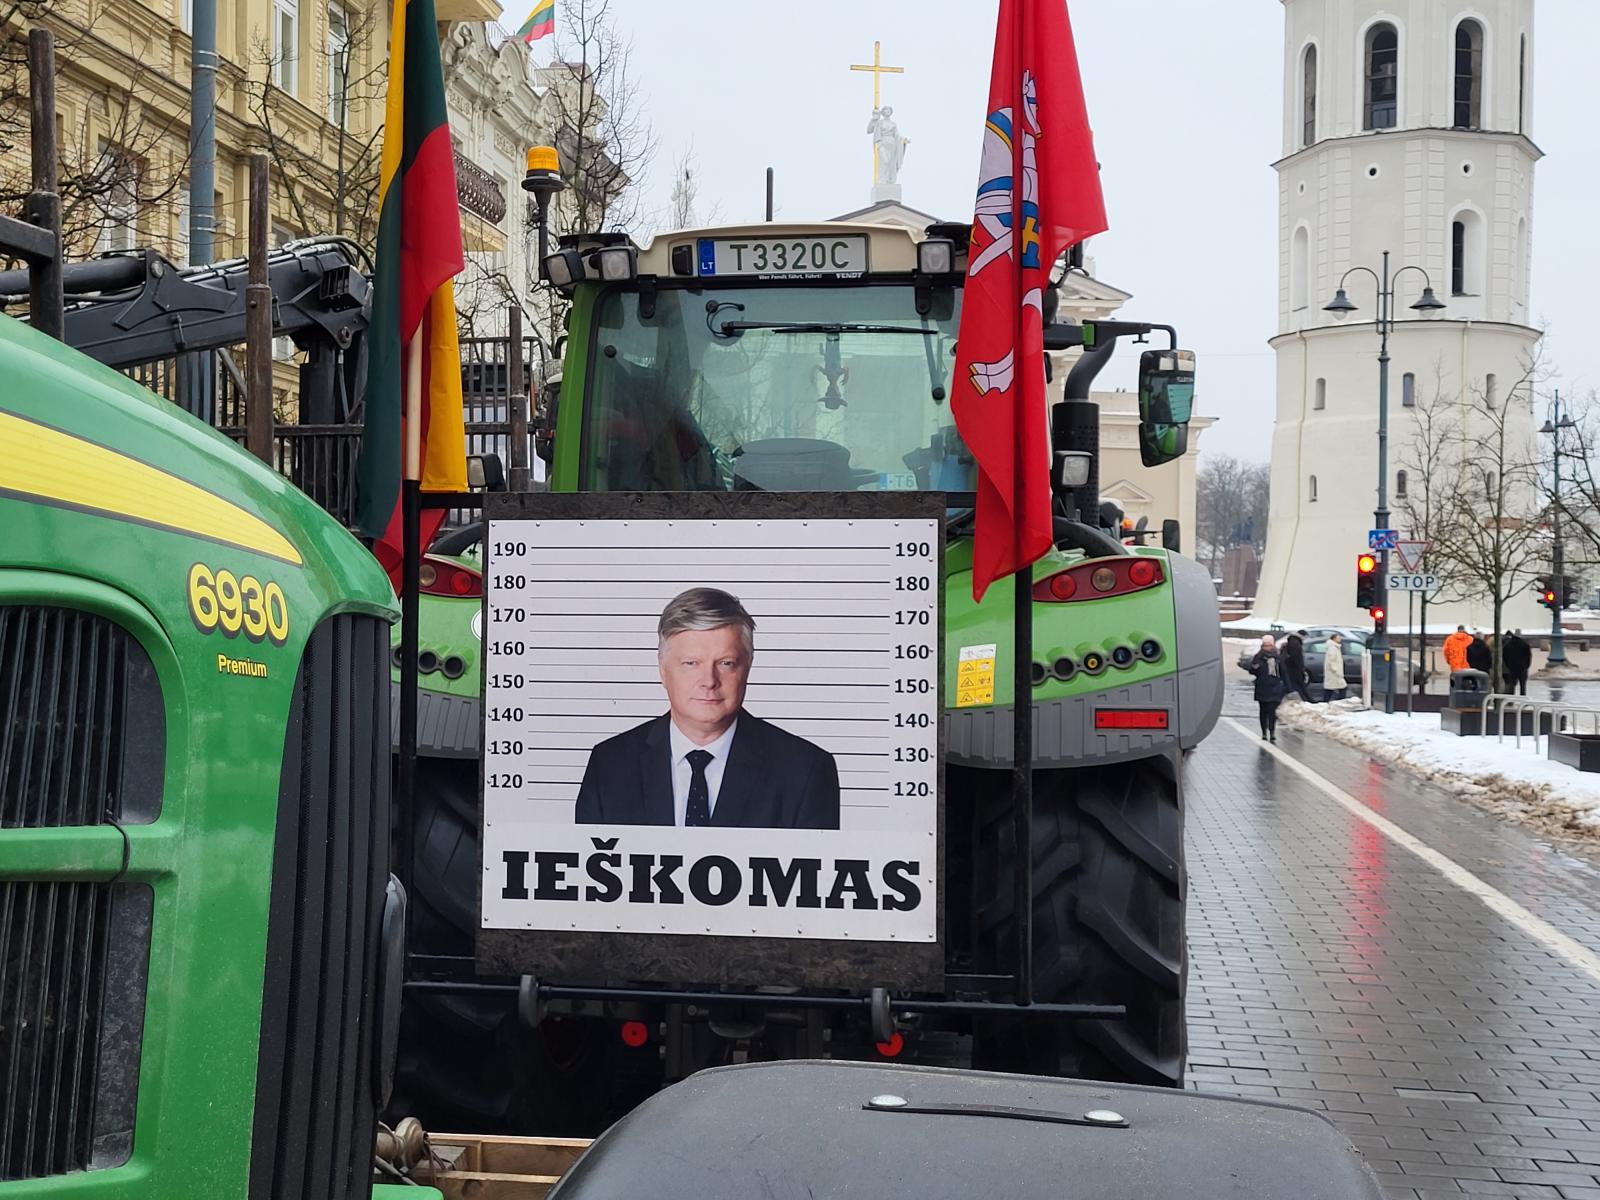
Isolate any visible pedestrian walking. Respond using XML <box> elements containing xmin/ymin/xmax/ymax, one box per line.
<box><xmin>1443</xmin><ymin>625</ymin><xmax>1471</xmax><ymax>672</ymax></box>
<box><xmin>1466</xmin><ymin>632</ymin><xmax>1492</xmax><ymax>674</ymax></box>
<box><xmin>1283</xmin><ymin>630</ymin><xmax>1314</xmax><ymax>702</ymax></box>
<box><xmin>1249</xmin><ymin>635</ymin><xmax>1290</xmax><ymax>742</ymax></box>
<box><xmin>1322</xmin><ymin>632</ymin><xmax>1349</xmax><ymax>702</ymax></box>
<box><xmin>1502</xmin><ymin>629</ymin><xmax>1531</xmax><ymax>696</ymax></box>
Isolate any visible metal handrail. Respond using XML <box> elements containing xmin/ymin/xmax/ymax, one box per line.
<box><xmin>1485</xmin><ymin>694</ymin><xmax>1600</xmax><ymax>754</ymax></box>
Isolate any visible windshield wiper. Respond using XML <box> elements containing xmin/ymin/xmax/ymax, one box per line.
<box><xmin>712</xmin><ymin>319</ymin><xmax>942</xmax><ymax>339</ymax></box>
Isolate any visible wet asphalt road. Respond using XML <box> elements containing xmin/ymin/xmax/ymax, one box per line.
<box><xmin>1183</xmin><ymin>676</ymin><xmax>1600</xmax><ymax>1197</ymax></box>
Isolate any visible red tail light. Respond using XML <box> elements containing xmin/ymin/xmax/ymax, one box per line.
<box><xmin>1033</xmin><ymin>557</ymin><xmax>1164</xmax><ymax>603</ymax></box>
<box><xmin>620</xmin><ymin>1020</ymin><xmax>650</xmax><ymax>1048</ymax></box>
<box><xmin>419</xmin><ymin>555</ymin><xmax>483</xmax><ymax>598</ymax></box>
<box><xmin>1094</xmin><ymin>709</ymin><xmax>1170</xmax><ymax>730</ymax></box>
<box><xmin>875</xmin><ymin>1031</ymin><xmax>905</xmax><ymax>1058</ymax></box>
<box><xmin>1048</xmin><ymin>573</ymin><xmax>1077</xmax><ymax>600</ymax></box>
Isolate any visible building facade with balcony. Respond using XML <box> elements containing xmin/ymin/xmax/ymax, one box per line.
<box><xmin>441</xmin><ymin>20</ymin><xmax>551</xmax><ymax>341</ymax></box>
<box><xmin>1</xmin><ymin>0</ymin><xmax>502</xmax><ymax>263</ymax></box>
<box><xmin>1</xmin><ymin>0</ymin><xmax>512</xmax><ymax>417</ymax></box>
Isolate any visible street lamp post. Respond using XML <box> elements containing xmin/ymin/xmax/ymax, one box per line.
<box><xmin>1540</xmin><ymin>390</ymin><xmax>1576</xmax><ymax>666</ymax></box>
<box><xmin>1325</xmin><ymin>250</ymin><xmax>1446</xmax><ymax>716</ymax></box>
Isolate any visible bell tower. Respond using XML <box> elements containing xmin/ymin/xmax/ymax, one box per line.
<box><xmin>1253</xmin><ymin>0</ymin><xmax>1542</xmax><ymax>629</ymax></box>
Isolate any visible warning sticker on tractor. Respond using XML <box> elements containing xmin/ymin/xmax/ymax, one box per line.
<box><xmin>956</xmin><ymin>643</ymin><xmax>997</xmax><ymax>707</ymax></box>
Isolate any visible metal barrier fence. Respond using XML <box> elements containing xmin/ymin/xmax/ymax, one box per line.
<box><xmin>263</xmin><ymin>424</ymin><xmax>363</xmax><ymax>527</ymax></box>
<box><xmin>125</xmin><ymin>327</ymin><xmax>540</xmax><ymax>532</ymax></box>
<box><xmin>452</xmin><ymin>333</ymin><xmax>542</xmax><ymax>526</ymax></box>
<box><xmin>125</xmin><ymin>347</ymin><xmax>250</xmax><ymax>427</ymax></box>
<box><xmin>1486</xmin><ymin>694</ymin><xmax>1600</xmax><ymax>753</ymax></box>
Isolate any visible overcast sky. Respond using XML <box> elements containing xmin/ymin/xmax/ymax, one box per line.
<box><xmin>529</xmin><ymin>1</ymin><xmax>1600</xmax><ymax>465</ymax></box>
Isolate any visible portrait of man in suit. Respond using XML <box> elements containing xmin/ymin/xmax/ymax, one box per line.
<box><xmin>575</xmin><ymin>587</ymin><xmax>841</xmax><ymax>829</ymax></box>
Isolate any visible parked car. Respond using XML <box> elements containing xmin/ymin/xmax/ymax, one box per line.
<box><xmin>1237</xmin><ymin>627</ymin><xmax>1420</xmax><ymax>690</ymax></box>
<box><xmin>1300</xmin><ymin>631</ymin><xmax>1367</xmax><ymax>689</ymax></box>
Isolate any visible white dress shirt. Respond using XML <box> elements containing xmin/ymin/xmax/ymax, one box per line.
<box><xmin>668</xmin><ymin>718</ymin><xmax>738</xmax><ymax>826</ymax></box>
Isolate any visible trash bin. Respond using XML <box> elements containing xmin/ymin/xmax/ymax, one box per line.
<box><xmin>1448</xmin><ymin>668</ymin><xmax>1489</xmax><ymax>709</ymax></box>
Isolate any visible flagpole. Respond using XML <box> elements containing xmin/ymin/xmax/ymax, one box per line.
<box><xmin>398</xmin><ymin>330</ymin><xmax>424</xmax><ymax>943</ymax></box>
<box><xmin>1012</xmin><ymin>559</ymin><xmax>1034</xmax><ymax>1007</ymax></box>
<box><xmin>1010</xmin><ymin>0</ymin><xmax>1034</xmax><ymax>1012</ymax></box>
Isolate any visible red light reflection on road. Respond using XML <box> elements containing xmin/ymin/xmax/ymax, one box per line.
<box><xmin>1340</xmin><ymin>764</ymin><xmax>1390</xmax><ymax>991</ymax></box>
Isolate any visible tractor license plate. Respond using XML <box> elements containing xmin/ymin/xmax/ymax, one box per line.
<box><xmin>697</xmin><ymin>235</ymin><xmax>868</xmax><ymax>278</ymax></box>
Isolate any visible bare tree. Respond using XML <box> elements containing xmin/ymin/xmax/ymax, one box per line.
<box><xmin>667</xmin><ymin>148</ymin><xmax>697</xmax><ymax>230</ymax></box>
<box><xmin>1394</xmin><ymin>363</ymin><xmax>1469</xmax><ymax>673</ymax></box>
<box><xmin>1</xmin><ymin>7</ymin><xmax>190</xmax><ymax>257</ymax></box>
<box><xmin>1427</xmin><ymin>356</ymin><xmax>1550</xmax><ymax>690</ymax></box>
<box><xmin>243</xmin><ymin>2</ymin><xmax>386</xmax><ymax>252</ymax></box>
<box><xmin>453</xmin><ymin>251</ymin><xmax>519</xmax><ymax>339</ymax></box>
<box><xmin>535</xmin><ymin>0</ymin><xmax>654</xmax><ymax>236</ymax></box>
<box><xmin>1194</xmin><ymin>454</ymin><xmax>1270</xmax><ymax>579</ymax></box>
<box><xmin>665</xmin><ymin>142</ymin><xmax>720</xmax><ymax>231</ymax></box>
<box><xmin>1550</xmin><ymin>387</ymin><xmax>1600</xmax><ymax>591</ymax></box>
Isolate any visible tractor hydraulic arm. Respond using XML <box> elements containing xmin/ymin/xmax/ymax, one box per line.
<box><xmin>0</xmin><ymin>238</ymin><xmax>371</xmax><ymax>423</ymax></box>
<box><xmin>0</xmin><ymin>239</ymin><xmax>369</xmax><ymax>366</ymax></box>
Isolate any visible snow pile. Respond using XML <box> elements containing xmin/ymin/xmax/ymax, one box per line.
<box><xmin>1282</xmin><ymin>700</ymin><xmax>1600</xmax><ymax>840</ymax></box>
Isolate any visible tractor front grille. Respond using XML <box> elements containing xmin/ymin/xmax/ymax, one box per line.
<box><xmin>0</xmin><ymin>605</ymin><xmax>164</xmax><ymax>828</ymax></box>
<box><xmin>0</xmin><ymin>881</ymin><xmax>152</xmax><ymax>1180</ymax></box>
<box><xmin>249</xmin><ymin>614</ymin><xmax>390</xmax><ymax>1200</ymax></box>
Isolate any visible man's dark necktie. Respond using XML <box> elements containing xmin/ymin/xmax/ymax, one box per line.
<box><xmin>685</xmin><ymin>749</ymin><xmax>713</xmax><ymax>826</ymax></box>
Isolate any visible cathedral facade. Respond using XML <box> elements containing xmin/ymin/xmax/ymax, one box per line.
<box><xmin>1253</xmin><ymin>0</ymin><xmax>1543</xmax><ymax>630</ymax></box>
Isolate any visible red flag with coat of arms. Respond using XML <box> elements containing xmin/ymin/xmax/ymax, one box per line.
<box><xmin>951</xmin><ymin>0</ymin><xmax>1108</xmax><ymax>600</ymax></box>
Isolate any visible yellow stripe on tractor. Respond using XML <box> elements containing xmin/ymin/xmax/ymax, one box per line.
<box><xmin>0</xmin><ymin>409</ymin><xmax>303</xmax><ymax>566</ymax></box>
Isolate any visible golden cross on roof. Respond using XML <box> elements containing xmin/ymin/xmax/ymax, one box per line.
<box><xmin>850</xmin><ymin>41</ymin><xmax>905</xmax><ymax>187</ymax></box>
<box><xmin>850</xmin><ymin>39</ymin><xmax>905</xmax><ymax>108</ymax></box>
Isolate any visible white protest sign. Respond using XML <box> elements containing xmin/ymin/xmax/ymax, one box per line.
<box><xmin>480</xmin><ymin>516</ymin><xmax>940</xmax><ymax>943</ymax></box>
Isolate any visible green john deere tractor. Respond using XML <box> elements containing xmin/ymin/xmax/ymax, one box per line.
<box><xmin>392</xmin><ymin>219</ymin><xmax>1222</xmax><ymax>1131</ymax></box>
<box><xmin>0</xmin><ymin>310</ymin><xmax>414</xmax><ymax>1196</ymax></box>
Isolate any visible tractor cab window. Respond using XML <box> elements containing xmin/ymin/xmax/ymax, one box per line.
<box><xmin>583</xmin><ymin>284</ymin><xmax>972</xmax><ymax>494</ymax></box>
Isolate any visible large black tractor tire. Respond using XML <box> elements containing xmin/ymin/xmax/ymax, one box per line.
<box><xmin>386</xmin><ymin>756</ymin><xmax>657</xmax><ymax>1135</ymax></box>
<box><xmin>385</xmin><ymin>756</ymin><xmax>522</xmax><ymax>1128</ymax></box>
<box><xmin>961</xmin><ymin>752</ymin><xmax>1187</xmax><ymax>1087</ymax></box>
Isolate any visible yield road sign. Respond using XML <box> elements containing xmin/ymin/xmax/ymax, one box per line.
<box><xmin>1387</xmin><ymin>573</ymin><xmax>1439</xmax><ymax>592</ymax></box>
<box><xmin>1394</xmin><ymin>540</ymin><xmax>1429</xmax><ymax>572</ymax></box>
<box><xmin>1369</xmin><ymin>529</ymin><xmax>1399</xmax><ymax>551</ymax></box>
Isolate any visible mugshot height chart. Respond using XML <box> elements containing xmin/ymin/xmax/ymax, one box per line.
<box><xmin>480</xmin><ymin>517</ymin><xmax>939</xmax><ymax>941</ymax></box>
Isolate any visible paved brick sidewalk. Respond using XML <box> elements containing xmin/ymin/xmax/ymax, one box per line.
<box><xmin>1185</xmin><ymin>717</ymin><xmax>1600</xmax><ymax>1198</ymax></box>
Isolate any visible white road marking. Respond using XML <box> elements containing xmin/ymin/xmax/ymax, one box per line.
<box><xmin>1222</xmin><ymin>716</ymin><xmax>1600</xmax><ymax>986</ymax></box>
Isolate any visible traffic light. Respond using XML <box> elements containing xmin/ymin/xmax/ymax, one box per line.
<box><xmin>1535</xmin><ymin>575</ymin><xmax>1558</xmax><ymax>610</ymax></box>
<box><xmin>1356</xmin><ymin>553</ymin><xmax>1379</xmax><ymax>608</ymax></box>
<box><xmin>1563</xmin><ymin>574</ymin><xmax>1581</xmax><ymax>609</ymax></box>
<box><xmin>1370</xmin><ymin>605</ymin><xmax>1387</xmax><ymax>637</ymax></box>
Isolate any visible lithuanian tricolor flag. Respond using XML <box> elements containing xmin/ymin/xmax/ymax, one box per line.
<box><xmin>517</xmin><ymin>0</ymin><xmax>555</xmax><ymax>43</ymax></box>
<box><xmin>355</xmin><ymin>0</ymin><xmax>466</xmax><ymax>584</ymax></box>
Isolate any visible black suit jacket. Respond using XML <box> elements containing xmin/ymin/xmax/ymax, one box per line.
<box><xmin>574</xmin><ymin>710</ymin><xmax>840</xmax><ymax>829</ymax></box>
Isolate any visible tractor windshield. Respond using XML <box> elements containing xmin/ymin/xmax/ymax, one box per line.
<box><xmin>582</xmin><ymin>283</ymin><xmax>974</xmax><ymax>493</ymax></box>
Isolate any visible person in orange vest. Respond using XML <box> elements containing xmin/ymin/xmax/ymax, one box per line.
<box><xmin>1442</xmin><ymin>625</ymin><xmax>1472</xmax><ymax>672</ymax></box>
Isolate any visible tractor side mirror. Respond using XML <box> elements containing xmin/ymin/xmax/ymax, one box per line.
<box><xmin>1162</xmin><ymin>519</ymin><xmax>1181</xmax><ymax>552</ymax></box>
<box><xmin>1137</xmin><ymin>348</ymin><xmax>1195</xmax><ymax>467</ymax></box>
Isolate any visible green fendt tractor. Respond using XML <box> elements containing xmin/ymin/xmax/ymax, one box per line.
<box><xmin>396</xmin><ymin>219</ymin><xmax>1222</xmax><ymax>1131</ymax></box>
